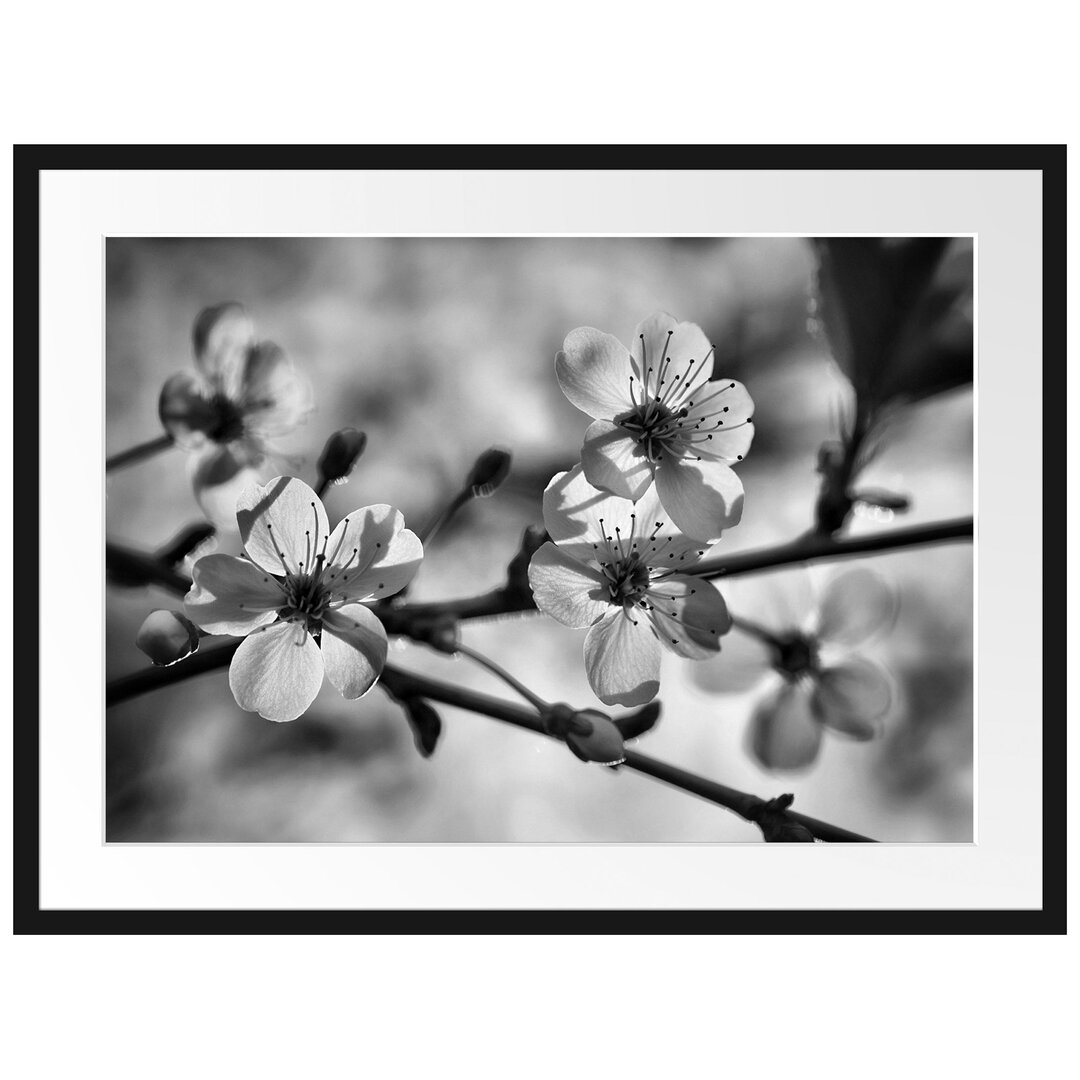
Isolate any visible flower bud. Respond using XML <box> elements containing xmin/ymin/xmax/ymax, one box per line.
<box><xmin>135</xmin><ymin>610</ymin><xmax>200</xmax><ymax>667</ymax></box>
<box><xmin>317</xmin><ymin>428</ymin><xmax>367</xmax><ymax>485</ymax></box>
<box><xmin>852</xmin><ymin>488</ymin><xmax>911</xmax><ymax>512</ymax></box>
<box><xmin>545</xmin><ymin>704</ymin><xmax>626</xmax><ymax>766</ymax></box>
<box><xmin>465</xmin><ymin>448</ymin><xmax>512</xmax><ymax>498</ymax></box>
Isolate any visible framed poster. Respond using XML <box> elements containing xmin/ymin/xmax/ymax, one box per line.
<box><xmin>14</xmin><ymin>145</ymin><xmax>1064</xmax><ymax>931</ymax></box>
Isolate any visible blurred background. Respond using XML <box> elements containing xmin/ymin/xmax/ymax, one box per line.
<box><xmin>105</xmin><ymin>237</ymin><xmax>973</xmax><ymax>842</ymax></box>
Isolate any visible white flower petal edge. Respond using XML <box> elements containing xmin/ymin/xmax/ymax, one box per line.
<box><xmin>237</xmin><ymin>476</ymin><xmax>330</xmax><ymax>576</ymax></box>
<box><xmin>542</xmin><ymin>465</ymin><xmax>704</xmax><ymax>567</ymax></box>
<box><xmin>193</xmin><ymin>302</ymin><xmax>256</xmax><ymax>391</ymax></box>
<box><xmin>555</xmin><ymin>327</ymin><xmax>636</xmax><ymax>419</ymax></box>
<box><xmin>237</xmin><ymin>342</ymin><xmax>314</xmax><ymax>438</ymax></box>
<box><xmin>321</xmin><ymin>604</ymin><xmax>388</xmax><ymax>699</ymax></box>
<box><xmin>583</xmin><ymin>609</ymin><xmax>662</xmax><ymax>706</ymax></box>
<box><xmin>527</xmin><ymin>543</ymin><xmax>610</xmax><ymax>628</ymax></box>
<box><xmin>749</xmin><ymin>680</ymin><xmax>824</xmax><ymax>771</ymax></box>
<box><xmin>632</xmin><ymin>312</ymin><xmax>714</xmax><ymax>385</ymax></box>
<box><xmin>815</xmin><ymin>569</ymin><xmax>897</xmax><ymax>647</ymax></box>
<box><xmin>645</xmin><ymin>574</ymin><xmax>731</xmax><ymax>659</ymax></box>
<box><xmin>229</xmin><ymin>621</ymin><xmax>325</xmax><ymax>722</ymax></box>
<box><xmin>689</xmin><ymin>627</ymin><xmax>776</xmax><ymax>695</ymax></box>
<box><xmin>811</xmin><ymin>658</ymin><xmax>892</xmax><ymax>739</ymax></box>
<box><xmin>184</xmin><ymin>553</ymin><xmax>283</xmax><ymax>636</ymax></box>
<box><xmin>655</xmin><ymin>454</ymin><xmax>744</xmax><ymax>542</ymax></box>
<box><xmin>580</xmin><ymin>419</ymin><xmax>654</xmax><ymax>501</ymax></box>
<box><xmin>321</xmin><ymin>504</ymin><xmax>423</xmax><ymax>603</ymax></box>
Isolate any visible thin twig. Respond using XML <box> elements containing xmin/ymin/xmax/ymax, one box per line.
<box><xmin>105</xmin><ymin>641</ymin><xmax>874</xmax><ymax>842</ymax></box>
<box><xmin>105</xmin><ymin>433</ymin><xmax>174</xmax><ymax>473</ymax></box>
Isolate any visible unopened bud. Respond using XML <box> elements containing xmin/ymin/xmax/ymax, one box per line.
<box><xmin>852</xmin><ymin>487</ymin><xmax>911</xmax><ymax>513</ymax></box>
<box><xmin>136</xmin><ymin>610</ymin><xmax>200</xmax><ymax>667</ymax></box>
<box><xmin>403</xmin><ymin>698</ymin><xmax>442</xmax><ymax>758</ymax></box>
<box><xmin>465</xmin><ymin>448</ymin><xmax>512</xmax><ymax>498</ymax></box>
<box><xmin>317</xmin><ymin>428</ymin><xmax>367</xmax><ymax>485</ymax></box>
<box><xmin>545</xmin><ymin>704</ymin><xmax>626</xmax><ymax>766</ymax></box>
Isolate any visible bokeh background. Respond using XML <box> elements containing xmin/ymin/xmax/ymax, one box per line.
<box><xmin>105</xmin><ymin>237</ymin><xmax>973</xmax><ymax>842</ymax></box>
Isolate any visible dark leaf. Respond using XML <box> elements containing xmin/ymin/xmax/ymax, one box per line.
<box><xmin>403</xmin><ymin>698</ymin><xmax>442</xmax><ymax>758</ymax></box>
<box><xmin>157</xmin><ymin>523</ymin><xmax>216</xmax><ymax>566</ymax></box>
<box><xmin>613</xmin><ymin>701</ymin><xmax>661</xmax><ymax>741</ymax></box>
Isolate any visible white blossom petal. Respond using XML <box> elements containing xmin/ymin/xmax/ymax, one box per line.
<box><xmin>690</xmin><ymin>626</ymin><xmax>776</xmax><ymax>694</ymax></box>
<box><xmin>322</xmin><ymin>504</ymin><xmax>422</xmax><ymax>603</ymax></box>
<box><xmin>236</xmin><ymin>476</ymin><xmax>329</xmax><ymax>577</ymax></box>
<box><xmin>632</xmin><ymin>312</ymin><xmax>715</xmax><ymax>391</ymax></box>
<box><xmin>193</xmin><ymin>302</ymin><xmax>255</xmax><ymax>393</ymax></box>
<box><xmin>683</xmin><ymin>378</ymin><xmax>753</xmax><ymax>430</ymax></box>
<box><xmin>543</xmin><ymin>466</ymin><xmax>704</xmax><ymax>567</ymax></box>
<box><xmin>321</xmin><ymin>603</ymin><xmax>388</xmax><ymax>699</ymax></box>
<box><xmin>812</xmin><ymin>659</ymin><xmax>891</xmax><ymax>738</ymax></box>
<box><xmin>583</xmin><ymin>608</ymin><xmax>662</xmax><ymax>706</ymax></box>
<box><xmin>158</xmin><ymin>372</ymin><xmax>215</xmax><ymax>446</ymax></box>
<box><xmin>749</xmin><ymin>680</ymin><xmax>824</xmax><ymax>771</ymax></box>
<box><xmin>184</xmin><ymin>553</ymin><xmax>283</xmax><ymax>636</ymax></box>
<box><xmin>191</xmin><ymin>449</ymin><xmax>266</xmax><ymax>534</ymax></box>
<box><xmin>229</xmin><ymin>621</ymin><xmax>324</xmax><ymax>722</ymax></box>
<box><xmin>527</xmin><ymin>542</ymin><xmax>611</xmax><ymax>628</ymax></box>
<box><xmin>733</xmin><ymin>568</ymin><xmax>816</xmax><ymax>635</ymax></box>
<box><xmin>645</xmin><ymin>575</ymin><xmax>730</xmax><ymax>659</ymax></box>
<box><xmin>555</xmin><ymin>327</ymin><xmax>635</xmax><ymax>419</ymax></box>
<box><xmin>816</xmin><ymin>569</ymin><xmax>897</xmax><ymax>646</ymax></box>
<box><xmin>237</xmin><ymin>342</ymin><xmax>313</xmax><ymax>438</ymax></box>
<box><xmin>690</xmin><ymin>416</ymin><xmax>755</xmax><ymax>464</ymax></box>
<box><xmin>654</xmin><ymin>454</ymin><xmax>745</xmax><ymax>542</ymax></box>
<box><xmin>580</xmin><ymin>419</ymin><xmax>654</xmax><ymax>500</ymax></box>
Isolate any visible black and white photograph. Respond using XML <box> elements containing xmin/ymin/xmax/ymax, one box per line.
<box><xmin>104</xmin><ymin>235</ymin><xmax>975</xmax><ymax>844</ymax></box>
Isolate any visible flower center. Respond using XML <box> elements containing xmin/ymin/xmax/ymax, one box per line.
<box><xmin>206</xmin><ymin>393</ymin><xmax>247</xmax><ymax>443</ymax></box>
<box><xmin>619</xmin><ymin>329</ymin><xmax>748</xmax><ymax>463</ymax></box>
<box><xmin>604</xmin><ymin>559</ymin><xmax>651</xmax><ymax>604</ymax></box>
<box><xmin>279</xmin><ymin>571</ymin><xmax>333</xmax><ymax>630</ymax></box>
<box><xmin>592</xmin><ymin>512</ymin><xmax>683</xmax><ymax>608</ymax></box>
<box><xmin>264</xmin><ymin>501</ymin><xmax>365</xmax><ymax>635</ymax></box>
<box><xmin>774</xmin><ymin>632</ymin><xmax>820</xmax><ymax>678</ymax></box>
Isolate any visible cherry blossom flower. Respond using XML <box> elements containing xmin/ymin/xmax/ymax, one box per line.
<box><xmin>184</xmin><ymin>476</ymin><xmax>422</xmax><ymax>722</ymax></box>
<box><xmin>528</xmin><ymin>465</ymin><xmax>731</xmax><ymax>707</ymax></box>
<box><xmin>692</xmin><ymin>567</ymin><xmax>896</xmax><ymax>771</ymax></box>
<box><xmin>555</xmin><ymin>312</ymin><xmax>754</xmax><ymax>542</ymax></box>
<box><xmin>159</xmin><ymin>304</ymin><xmax>313</xmax><ymax>525</ymax></box>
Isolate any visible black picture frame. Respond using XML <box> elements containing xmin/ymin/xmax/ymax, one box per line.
<box><xmin>13</xmin><ymin>144</ymin><xmax>1066</xmax><ymax>934</ymax></box>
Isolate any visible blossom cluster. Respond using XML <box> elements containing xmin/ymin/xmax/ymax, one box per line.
<box><xmin>529</xmin><ymin>312</ymin><xmax>754</xmax><ymax>705</ymax></box>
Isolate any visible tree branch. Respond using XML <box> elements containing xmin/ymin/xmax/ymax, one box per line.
<box><xmin>107</xmin><ymin>516</ymin><xmax>973</xmax><ymax>639</ymax></box>
<box><xmin>105</xmin><ymin>640</ymin><xmax>874</xmax><ymax>842</ymax></box>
